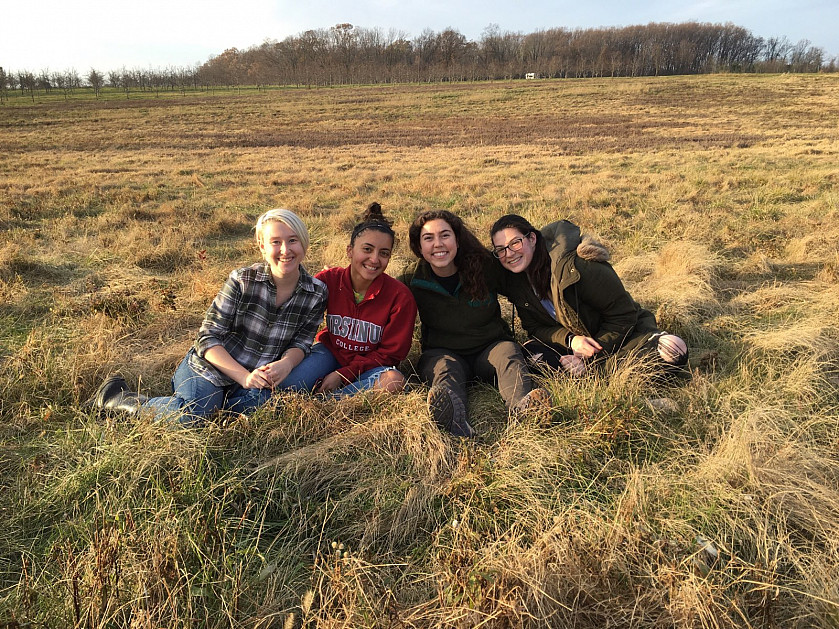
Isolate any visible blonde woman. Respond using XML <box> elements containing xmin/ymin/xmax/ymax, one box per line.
<box><xmin>90</xmin><ymin>209</ymin><xmax>327</xmax><ymax>425</ymax></box>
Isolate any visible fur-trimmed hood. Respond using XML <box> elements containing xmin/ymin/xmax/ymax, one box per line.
<box><xmin>576</xmin><ymin>235</ymin><xmax>610</xmax><ymax>263</ymax></box>
<box><xmin>540</xmin><ymin>220</ymin><xmax>610</xmax><ymax>265</ymax></box>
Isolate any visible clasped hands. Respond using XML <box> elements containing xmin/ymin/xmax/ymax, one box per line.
<box><xmin>242</xmin><ymin>357</ymin><xmax>294</xmax><ymax>390</ymax></box>
<box><xmin>242</xmin><ymin>361</ymin><xmax>348</xmax><ymax>394</ymax></box>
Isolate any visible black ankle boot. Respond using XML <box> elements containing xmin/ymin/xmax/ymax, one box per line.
<box><xmin>90</xmin><ymin>375</ymin><xmax>130</xmax><ymax>408</ymax></box>
<box><xmin>104</xmin><ymin>391</ymin><xmax>148</xmax><ymax>416</ymax></box>
<box><xmin>91</xmin><ymin>375</ymin><xmax>147</xmax><ymax>417</ymax></box>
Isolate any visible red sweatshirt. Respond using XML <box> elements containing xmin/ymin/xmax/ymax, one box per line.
<box><xmin>314</xmin><ymin>266</ymin><xmax>417</xmax><ymax>383</ymax></box>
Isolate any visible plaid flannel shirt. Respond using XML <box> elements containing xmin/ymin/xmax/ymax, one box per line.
<box><xmin>189</xmin><ymin>262</ymin><xmax>328</xmax><ymax>386</ymax></box>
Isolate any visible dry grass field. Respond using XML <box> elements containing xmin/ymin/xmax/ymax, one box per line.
<box><xmin>1</xmin><ymin>74</ymin><xmax>839</xmax><ymax>627</ymax></box>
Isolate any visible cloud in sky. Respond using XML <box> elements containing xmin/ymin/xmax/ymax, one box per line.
<box><xmin>2</xmin><ymin>0</ymin><xmax>836</xmax><ymax>72</ymax></box>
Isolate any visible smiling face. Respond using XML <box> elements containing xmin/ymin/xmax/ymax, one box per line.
<box><xmin>419</xmin><ymin>218</ymin><xmax>458</xmax><ymax>277</ymax></box>
<box><xmin>259</xmin><ymin>220</ymin><xmax>305</xmax><ymax>280</ymax></box>
<box><xmin>491</xmin><ymin>227</ymin><xmax>537</xmax><ymax>274</ymax></box>
<box><xmin>347</xmin><ymin>228</ymin><xmax>393</xmax><ymax>292</ymax></box>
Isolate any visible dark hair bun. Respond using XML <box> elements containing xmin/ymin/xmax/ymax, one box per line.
<box><xmin>349</xmin><ymin>202</ymin><xmax>396</xmax><ymax>246</ymax></box>
<box><xmin>363</xmin><ymin>202</ymin><xmax>391</xmax><ymax>226</ymax></box>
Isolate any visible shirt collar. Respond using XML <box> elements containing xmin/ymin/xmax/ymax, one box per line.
<box><xmin>255</xmin><ymin>262</ymin><xmax>319</xmax><ymax>293</ymax></box>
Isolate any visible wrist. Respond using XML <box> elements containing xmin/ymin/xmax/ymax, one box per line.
<box><xmin>566</xmin><ymin>333</ymin><xmax>575</xmax><ymax>349</ymax></box>
<box><xmin>279</xmin><ymin>350</ymin><xmax>302</xmax><ymax>368</ymax></box>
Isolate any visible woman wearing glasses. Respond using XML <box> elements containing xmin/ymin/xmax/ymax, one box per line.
<box><xmin>490</xmin><ymin>215</ymin><xmax>688</xmax><ymax>378</ymax></box>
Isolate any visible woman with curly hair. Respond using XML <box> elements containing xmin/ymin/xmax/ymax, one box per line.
<box><xmin>401</xmin><ymin>210</ymin><xmax>548</xmax><ymax>438</ymax></box>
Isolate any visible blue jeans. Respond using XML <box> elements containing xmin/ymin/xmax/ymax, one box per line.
<box><xmin>281</xmin><ymin>343</ymin><xmax>398</xmax><ymax>398</ymax></box>
<box><xmin>143</xmin><ymin>353</ymin><xmax>274</xmax><ymax>427</ymax></box>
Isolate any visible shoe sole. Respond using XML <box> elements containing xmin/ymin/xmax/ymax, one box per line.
<box><xmin>514</xmin><ymin>387</ymin><xmax>552</xmax><ymax>413</ymax></box>
<box><xmin>427</xmin><ymin>387</ymin><xmax>473</xmax><ymax>438</ymax></box>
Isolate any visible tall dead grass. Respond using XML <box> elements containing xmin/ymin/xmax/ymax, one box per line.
<box><xmin>1</xmin><ymin>74</ymin><xmax>839</xmax><ymax>627</ymax></box>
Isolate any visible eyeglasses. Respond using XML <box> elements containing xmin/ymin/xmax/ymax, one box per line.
<box><xmin>491</xmin><ymin>236</ymin><xmax>526</xmax><ymax>258</ymax></box>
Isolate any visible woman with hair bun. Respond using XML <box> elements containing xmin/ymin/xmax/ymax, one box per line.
<box><xmin>90</xmin><ymin>208</ymin><xmax>328</xmax><ymax>425</ymax></box>
<box><xmin>490</xmin><ymin>214</ymin><xmax>689</xmax><ymax>378</ymax></box>
<box><xmin>283</xmin><ymin>203</ymin><xmax>417</xmax><ymax>396</ymax></box>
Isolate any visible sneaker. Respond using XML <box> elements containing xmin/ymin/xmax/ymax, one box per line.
<box><xmin>645</xmin><ymin>397</ymin><xmax>679</xmax><ymax>414</ymax></box>
<box><xmin>427</xmin><ymin>386</ymin><xmax>474</xmax><ymax>438</ymax></box>
<box><xmin>526</xmin><ymin>351</ymin><xmax>545</xmax><ymax>367</ymax></box>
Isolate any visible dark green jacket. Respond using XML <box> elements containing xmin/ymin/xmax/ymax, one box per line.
<box><xmin>498</xmin><ymin>220</ymin><xmax>658</xmax><ymax>354</ymax></box>
<box><xmin>400</xmin><ymin>258</ymin><xmax>512</xmax><ymax>354</ymax></box>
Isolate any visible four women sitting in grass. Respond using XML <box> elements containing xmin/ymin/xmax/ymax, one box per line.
<box><xmin>91</xmin><ymin>205</ymin><xmax>688</xmax><ymax>432</ymax></box>
<box><xmin>400</xmin><ymin>210</ymin><xmax>550</xmax><ymax>438</ymax></box>
<box><xmin>91</xmin><ymin>209</ymin><xmax>328</xmax><ymax>425</ymax></box>
<box><xmin>281</xmin><ymin>203</ymin><xmax>417</xmax><ymax>396</ymax></box>
<box><xmin>489</xmin><ymin>214</ymin><xmax>688</xmax><ymax>378</ymax></box>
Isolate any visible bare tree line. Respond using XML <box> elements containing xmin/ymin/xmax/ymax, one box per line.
<box><xmin>0</xmin><ymin>65</ymin><xmax>203</xmax><ymax>102</ymax></box>
<box><xmin>196</xmin><ymin>22</ymin><xmax>834</xmax><ymax>87</ymax></box>
<box><xmin>1</xmin><ymin>22</ymin><xmax>834</xmax><ymax>101</ymax></box>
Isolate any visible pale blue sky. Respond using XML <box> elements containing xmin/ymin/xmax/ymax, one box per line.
<box><xmin>2</xmin><ymin>0</ymin><xmax>836</xmax><ymax>72</ymax></box>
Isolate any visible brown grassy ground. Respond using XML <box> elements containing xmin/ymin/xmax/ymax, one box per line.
<box><xmin>1</xmin><ymin>74</ymin><xmax>838</xmax><ymax>627</ymax></box>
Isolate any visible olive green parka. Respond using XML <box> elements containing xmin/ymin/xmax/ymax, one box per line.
<box><xmin>499</xmin><ymin>220</ymin><xmax>658</xmax><ymax>354</ymax></box>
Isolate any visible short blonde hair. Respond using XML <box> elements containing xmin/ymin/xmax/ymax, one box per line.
<box><xmin>255</xmin><ymin>209</ymin><xmax>310</xmax><ymax>252</ymax></box>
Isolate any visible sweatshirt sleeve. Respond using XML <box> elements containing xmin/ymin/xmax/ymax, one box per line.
<box><xmin>335</xmin><ymin>283</ymin><xmax>418</xmax><ymax>383</ymax></box>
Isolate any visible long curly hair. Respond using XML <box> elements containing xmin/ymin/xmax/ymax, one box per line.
<box><xmin>490</xmin><ymin>214</ymin><xmax>552</xmax><ymax>300</ymax></box>
<box><xmin>408</xmin><ymin>210</ymin><xmax>490</xmax><ymax>301</ymax></box>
